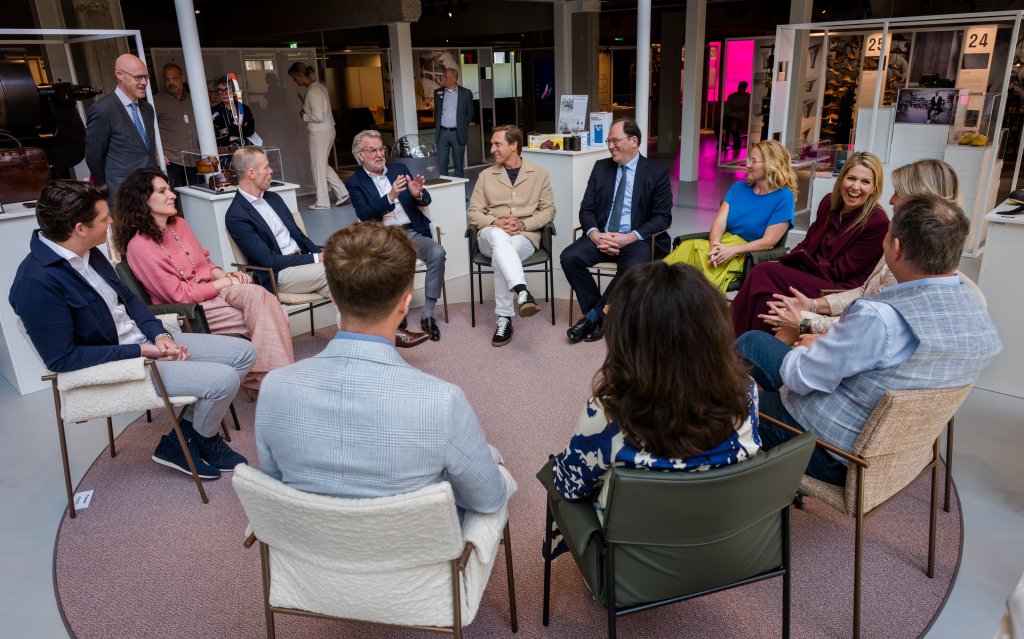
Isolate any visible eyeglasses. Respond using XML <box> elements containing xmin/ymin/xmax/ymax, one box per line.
<box><xmin>216</xmin><ymin>87</ymin><xmax>229</xmax><ymax>94</ymax></box>
<box><xmin>118</xmin><ymin>68</ymin><xmax>149</xmax><ymax>82</ymax></box>
<box><xmin>606</xmin><ymin>136</ymin><xmax>633</xmax><ymax>147</ymax></box>
<box><xmin>362</xmin><ymin>146</ymin><xmax>387</xmax><ymax>156</ymax></box>
<box><xmin>745</xmin><ymin>158</ymin><xmax>764</xmax><ymax>165</ymax></box>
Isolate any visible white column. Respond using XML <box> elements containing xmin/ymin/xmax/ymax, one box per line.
<box><xmin>553</xmin><ymin>2</ymin><xmax>572</xmax><ymax>105</ymax></box>
<box><xmin>679</xmin><ymin>0</ymin><xmax>706</xmax><ymax>182</ymax></box>
<box><xmin>388</xmin><ymin>22</ymin><xmax>418</xmax><ymax>140</ymax></box>
<box><xmin>173</xmin><ymin>0</ymin><xmax>218</xmax><ymax>156</ymax></box>
<box><xmin>784</xmin><ymin>0</ymin><xmax>813</xmax><ymax>145</ymax></box>
<box><xmin>635</xmin><ymin>0</ymin><xmax>652</xmax><ymax>140</ymax></box>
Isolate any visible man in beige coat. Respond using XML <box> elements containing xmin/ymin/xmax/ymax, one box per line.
<box><xmin>467</xmin><ymin>125</ymin><xmax>556</xmax><ymax>346</ymax></box>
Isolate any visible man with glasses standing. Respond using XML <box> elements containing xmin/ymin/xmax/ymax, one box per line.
<box><xmin>560</xmin><ymin>118</ymin><xmax>673</xmax><ymax>344</ymax></box>
<box><xmin>346</xmin><ymin>129</ymin><xmax>446</xmax><ymax>341</ymax></box>
<box><xmin>85</xmin><ymin>54</ymin><xmax>160</xmax><ymax>200</ymax></box>
<box><xmin>433</xmin><ymin>67</ymin><xmax>473</xmax><ymax>178</ymax></box>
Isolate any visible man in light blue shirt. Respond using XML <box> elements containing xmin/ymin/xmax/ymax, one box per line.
<box><xmin>736</xmin><ymin>195</ymin><xmax>1001</xmax><ymax>485</ymax></box>
<box><xmin>256</xmin><ymin>223</ymin><xmax>507</xmax><ymax>514</ymax></box>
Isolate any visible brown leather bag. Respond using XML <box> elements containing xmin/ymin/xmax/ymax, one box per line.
<box><xmin>0</xmin><ymin>129</ymin><xmax>50</xmax><ymax>204</ymax></box>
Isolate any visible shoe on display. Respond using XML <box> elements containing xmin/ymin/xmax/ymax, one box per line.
<box><xmin>152</xmin><ymin>431</ymin><xmax>221</xmax><ymax>479</ymax></box>
<box><xmin>492</xmin><ymin>317</ymin><xmax>514</xmax><ymax>347</ymax></box>
<box><xmin>199</xmin><ymin>434</ymin><xmax>247</xmax><ymax>472</ymax></box>
<box><xmin>516</xmin><ymin>289</ymin><xmax>540</xmax><ymax>317</ymax></box>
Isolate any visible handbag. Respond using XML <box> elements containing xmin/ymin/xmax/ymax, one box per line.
<box><xmin>0</xmin><ymin>129</ymin><xmax>50</xmax><ymax>204</ymax></box>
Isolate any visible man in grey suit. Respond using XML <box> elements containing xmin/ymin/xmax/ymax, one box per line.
<box><xmin>255</xmin><ymin>222</ymin><xmax>508</xmax><ymax>514</ymax></box>
<box><xmin>85</xmin><ymin>53</ymin><xmax>160</xmax><ymax>200</ymax></box>
<box><xmin>433</xmin><ymin>67</ymin><xmax>474</xmax><ymax>178</ymax></box>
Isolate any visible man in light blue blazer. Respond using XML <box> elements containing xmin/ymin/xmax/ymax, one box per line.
<box><xmin>255</xmin><ymin>223</ymin><xmax>507</xmax><ymax>514</ymax></box>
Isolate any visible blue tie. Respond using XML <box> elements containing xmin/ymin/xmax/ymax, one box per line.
<box><xmin>129</xmin><ymin>102</ymin><xmax>148</xmax><ymax>149</ymax></box>
<box><xmin>607</xmin><ymin>165</ymin><xmax>627</xmax><ymax>233</ymax></box>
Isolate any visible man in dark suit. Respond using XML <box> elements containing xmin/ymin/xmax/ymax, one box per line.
<box><xmin>433</xmin><ymin>67</ymin><xmax>474</xmax><ymax>178</ymax></box>
<box><xmin>560</xmin><ymin>118</ymin><xmax>673</xmax><ymax>344</ymax></box>
<box><xmin>10</xmin><ymin>180</ymin><xmax>254</xmax><ymax>480</ymax></box>
<box><xmin>84</xmin><ymin>54</ymin><xmax>160</xmax><ymax>199</ymax></box>
<box><xmin>225</xmin><ymin>146</ymin><xmax>428</xmax><ymax>348</ymax></box>
<box><xmin>345</xmin><ymin>129</ymin><xmax>446</xmax><ymax>341</ymax></box>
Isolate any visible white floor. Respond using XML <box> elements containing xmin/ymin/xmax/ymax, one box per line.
<box><xmin>1</xmin><ymin>160</ymin><xmax>1022</xmax><ymax>638</ymax></box>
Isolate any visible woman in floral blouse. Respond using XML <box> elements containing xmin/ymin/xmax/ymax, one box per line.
<box><xmin>552</xmin><ymin>261</ymin><xmax>761</xmax><ymax>505</ymax></box>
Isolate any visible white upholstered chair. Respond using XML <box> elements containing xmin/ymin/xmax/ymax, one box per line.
<box><xmin>232</xmin><ymin>463</ymin><xmax>518</xmax><ymax>639</ymax></box>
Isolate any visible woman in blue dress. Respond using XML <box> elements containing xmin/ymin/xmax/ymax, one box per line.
<box><xmin>663</xmin><ymin>139</ymin><xmax>796</xmax><ymax>292</ymax></box>
<box><xmin>552</xmin><ymin>261</ymin><xmax>761</xmax><ymax>505</ymax></box>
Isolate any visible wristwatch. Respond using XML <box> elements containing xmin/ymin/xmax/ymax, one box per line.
<box><xmin>154</xmin><ymin>332</ymin><xmax>173</xmax><ymax>342</ymax></box>
<box><xmin>798</xmin><ymin>318</ymin><xmax>812</xmax><ymax>335</ymax></box>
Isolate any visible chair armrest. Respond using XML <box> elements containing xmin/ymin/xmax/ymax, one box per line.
<box><xmin>672</xmin><ymin>231</ymin><xmax>710</xmax><ymax>249</ymax></box>
<box><xmin>232</xmin><ymin>263</ymin><xmax>280</xmax><ymax>295</ymax></box>
<box><xmin>748</xmin><ymin>245</ymin><xmax>789</xmax><ymax>265</ymax></box>
<box><xmin>148</xmin><ymin>303</ymin><xmax>211</xmax><ymax>334</ymax></box>
<box><xmin>540</xmin><ymin>221</ymin><xmax>556</xmax><ymax>253</ymax></box>
<box><xmin>573</xmin><ymin>226</ymin><xmax>583</xmax><ymax>241</ymax></box>
<box><xmin>758</xmin><ymin>412</ymin><xmax>869</xmax><ymax>468</ymax></box>
<box><xmin>536</xmin><ymin>460</ymin><xmax>603</xmax><ymax>557</ymax></box>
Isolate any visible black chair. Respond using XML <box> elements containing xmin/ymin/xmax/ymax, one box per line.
<box><xmin>538</xmin><ymin>431</ymin><xmax>815</xmax><ymax>639</ymax></box>
<box><xmin>114</xmin><ymin>260</ymin><xmax>240</xmax><ymax>435</ymax></box>
<box><xmin>671</xmin><ymin>230</ymin><xmax>790</xmax><ymax>293</ymax></box>
<box><xmin>465</xmin><ymin>221</ymin><xmax>556</xmax><ymax>327</ymax></box>
<box><xmin>567</xmin><ymin>227</ymin><xmax>666</xmax><ymax>324</ymax></box>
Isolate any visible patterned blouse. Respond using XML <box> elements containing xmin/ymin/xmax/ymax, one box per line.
<box><xmin>552</xmin><ymin>379</ymin><xmax>762</xmax><ymax>505</ymax></box>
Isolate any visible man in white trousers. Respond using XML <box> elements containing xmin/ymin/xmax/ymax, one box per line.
<box><xmin>467</xmin><ymin>125</ymin><xmax>555</xmax><ymax>346</ymax></box>
<box><xmin>288</xmin><ymin>62</ymin><xmax>349</xmax><ymax>210</ymax></box>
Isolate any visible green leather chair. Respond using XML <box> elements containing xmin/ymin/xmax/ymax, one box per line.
<box><xmin>537</xmin><ymin>431</ymin><xmax>815</xmax><ymax>639</ymax></box>
<box><xmin>465</xmin><ymin>221</ymin><xmax>556</xmax><ymax>327</ymax></box>
<box><xmin>671</xmin><ymin>230</ymin><xmax>790</xmax><ymax>293</ymax></box>
<box><xmin>115</xmin><ymin>260</ymin><xmax>212</xmax><ymax>334</ymax></box>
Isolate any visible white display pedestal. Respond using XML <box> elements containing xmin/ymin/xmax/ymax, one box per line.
<box><xmin>0</xmin><ymin>205</ymin><xmax>51</xmax><ymax>394</ymax></box>
<box><xmin>522</xmin><ymin>145</ymin><xmax>609</xmax><ymax>297</ymax></box>
<box><xmin>418</xmin><ymin>176</ymin><xmax>470</xmax><ymax>303</ymax></box>
<box><xmin>944</xmin><ymin>144</ymin><xmax>1001</xmax><ymax>256</ymax></box>
<box><xmin>976</xmin><ymin>203</ymin><xmax>1024</xmax><ymax>399</ymax></box>
<box><xmin>176</xmin><ymin>182</ymin><xmax>301</xmax><ymax>271</ymax></box>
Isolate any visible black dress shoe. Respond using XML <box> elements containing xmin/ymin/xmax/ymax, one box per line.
<box><xmin>395</xmin><ymin>328</ymin><xmax>429</xmax><ymax>348</ymax></box>
<box><xmin>583</xmin><ymin>319</ymin><xmax>604</xmax><ymax>342</ymax></box>
<box><xmin>421</xmin><ymin>316</ymin><xmax>441</xmax><ymax>341</ymax></box>
<box><xmin>399</xmin><ymin>317</ymin><xmax>408</xmax><ymax>330</ymax></box>
<box><xmin>567</xmin><ymin>317</ymin><xmax>596</xmax><ymax>344</ymax></box>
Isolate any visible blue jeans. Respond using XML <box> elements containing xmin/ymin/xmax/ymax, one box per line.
<box><xmin>736</xmin><ymin>331</ymin><xmax>847</xmax><ymax>486</ymax></box>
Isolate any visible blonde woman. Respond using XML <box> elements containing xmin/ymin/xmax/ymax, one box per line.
<box><xmin>761</xmin><ymin>159</ymin><xmax>960</xmax><ymax>341</ymax></box>
<box><xmin>731</xmin><ymin>151</ymin><xmax>888</xmax><ymax>336</ymax></box>
<box><xmin>664</xmin><ymin>139</ymin><xmax>796</xmax><ymax>292</ymax></box>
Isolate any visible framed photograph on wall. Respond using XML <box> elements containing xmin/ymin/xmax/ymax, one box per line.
<box><xmin>894</xmin><ymin>87</ymin><xmax>966</xmax><ymax>125</ymax></box>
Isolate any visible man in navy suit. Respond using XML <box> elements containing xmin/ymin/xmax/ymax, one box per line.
<box><xmin>560</xmin><ymin>118</ymin><xmax>673</xmax><ymax>344</ymax></box>
<box><xmin>345</xmin><ymin>130</ymin><xmax>446</xmax><ymax>341</ymax></box>
<box><xmin>433</xmin><ymin>67</ymin><xmax>474</xmax><ymax>178</ymax></box>
<box><xmin>225</xmin><ymin>146</ymin><xmax>428</xmax><ymax>348</ymax></box>
<box><xmin>85</xmin><ymin>53</ymin><xmax>160</xmax><ymax>200</ymax></box>
<box><xmin>10</xmin><ymin>180</ymin><xmax>254</xmax><ymax>480</ymax></box>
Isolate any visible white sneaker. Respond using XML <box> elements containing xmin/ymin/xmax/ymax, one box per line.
<box><xmin>492</xmin><ymin>317</ymin><xmax>514</xmax><ymax>347</ymax></box>
<box><xmin>308</xmin><ymin>204</ymin><xmax>330</xmax><ymax>210</ymax></box>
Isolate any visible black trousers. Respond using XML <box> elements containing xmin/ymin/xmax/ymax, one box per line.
<box><xmin>560</xmin><ymin>235</ymin><xmax>652</xmax><ymax>318</ymax></box>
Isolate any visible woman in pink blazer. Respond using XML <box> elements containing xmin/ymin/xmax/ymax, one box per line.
<box><xmin>114</xmin><ymin>168</ymin><xmax>293</xmax><ymax>396</ymax></box>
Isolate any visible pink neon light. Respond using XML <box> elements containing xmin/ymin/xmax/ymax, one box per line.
<box><xmin>723</xmin><ymin>39</ymin><xmax>755</xmax><ymax>100</ymax></box>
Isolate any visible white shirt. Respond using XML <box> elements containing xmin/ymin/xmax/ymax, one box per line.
<box><xmin>364</xmin><ymin>167</ymin><xmax>412</xmax><ymax>227</ymax></box>
<box><xmin>38</xmin><ymin>234</ymin><xmax>148</xmax><ymax>346</ymax></box>
<box><xmin>238</xmin><ymin>188</ymin><xmax>314</xmax><ymax>261</ymax></box>
<box><xmin>300</xmin><ymin>82</ymin><xmax>335</xmax><ymax>132</ymax></box>
<box><xmin>114</xmin><ymin>86</ymin><xmax>147</xmax><ymax>135</ymax></box>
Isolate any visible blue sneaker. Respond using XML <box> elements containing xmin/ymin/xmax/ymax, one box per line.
<box><xmin>199</xmin><ymin>434</ymin><xmax>247</xmax><ymax>472</ymax></box>
<box><xmin>152</xmin><ymin>432</ymin><xmax>221</xmax><ymax>479</ymax></box>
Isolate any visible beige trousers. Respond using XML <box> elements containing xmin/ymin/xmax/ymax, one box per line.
<box><xmin>309</xmin><ymin>128</ymin><xmax>348</xmax><ymax>207</ymax></box>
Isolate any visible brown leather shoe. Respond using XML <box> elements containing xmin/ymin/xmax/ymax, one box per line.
<box><xmin>395</xmin><ymin>328</ymin><xmax>430</xmax><ymax>348</ymax></box>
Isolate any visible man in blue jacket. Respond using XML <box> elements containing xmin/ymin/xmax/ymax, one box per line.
<box><xmin>9</xmin><ymin>180</ymin><xmax>255</xmax><ymax>480</ymax></box>
<box><xmin>225</xmin><ymin>146</ymin><xmax>429</xmax><ymax>348</ymax></box>
<box><xmin>346</xmin><ymin>129</ymin><xmax>446</xmax><ymax>341</ymax></box>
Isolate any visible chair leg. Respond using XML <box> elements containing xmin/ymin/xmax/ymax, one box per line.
<box><xmin>548</xmin><ymin>262</ymin><xmax>555</xmax><ymax>326</ymax></box>
<box><xmin>259</xmin><ymin>542</ymin><xmax>276</xmax><ymax>639</ymax></box>
<box><xmin>151</xmin><ymin>359</ymin><xmax>209</xmax><ymax>505</ymax></box>
<box><xmin>503</xmin><ymin>522</ymin><xmax>518</xmax><ymax>633</ymax></box>
<box><xmin>451</xmin><ymin>559</ymin><xmax>463</xmax><ymax>639</ymax></box>
<box><xmin>221</xmin><ymin>419</ymin><xmax>231</xmax><ymax>442</ymax></box>
<box><xmin>782</xmin><ymin>506</ymin><xmax>791</xmax><ymax>639</ymax></box>
<box><xmin>853</xmin><ymin>466</ymin><xmax>864</xmax><ymax>639</ymax></box>
<box><xmin>604</xmin><ymin>539</ymin><xmax>617</xmax><ymax>639</ymax></box>
<box><xmin>146</xmin><ymin>409</ymin><xmax>152</xmax><ymax>423</ymax></box>
<box><xmin>107</xmin><ymin>417</ymin><xmax>116</xmax><ymax>458</ymax></box>
<box><xmin>542</xmin><ymin>502</ymin><xmax>553</xmax><ymax>626</ymax></box>
<box><xmin>569</xmin><ymin>289</ymin><xmax>575</xmax><ymax>325</ymax></box>
<box><xmin>230</xmin><ymin>402</ymin><xmax>241</xmax><ymax>431</ymax></box>
<box><xmin>470</xmin><ymin>265</ymin><xmax>477</xmax><ymax>328</ymax></box>
<box><xmin>944</xmin><ymin>417</ymin><xmax>954</xmax><ymax>512</ymax></box>
<box><xmin>441</xmin><ymin>280</ymin><xmax>449</xmax><ymax>323</ymax></box>
<box><xmin>56</xmin><ymin>413</ymin><xmax>76</xmax><ymax>519</ymax></box>
<box><xmin>308</xmin><ymin>304</ymin><xmax>315</xmax><ymax>337</ymax></box>
<box><xmin>928</xmin><ymin>440</ymin><xmax>939</xmax><ymax>578</ymax></box>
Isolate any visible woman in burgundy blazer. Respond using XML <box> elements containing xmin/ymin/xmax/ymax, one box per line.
<box><xmin>732</xmin><ymin>152</ymin><xmax>889</xmax><ymax>336</ymax></box>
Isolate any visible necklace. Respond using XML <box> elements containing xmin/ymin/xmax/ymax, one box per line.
<box><xmin>158</xmin><ymin>226</ymin><xmax>198</xmax><ymax>284</ymax></box>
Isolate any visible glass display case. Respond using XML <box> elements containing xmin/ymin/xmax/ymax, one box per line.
<box><xmin>948</xmin><ymin>93</ymin><xmax>1001</xmax><ymax>147</ymax></box>
<box><xmin>181</xmin><ymin>146</ymin><xmax>284</xmax><ymax>193</ymax></box>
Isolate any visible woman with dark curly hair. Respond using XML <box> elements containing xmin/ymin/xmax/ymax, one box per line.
<box><xmin>551</xmin><ymin>261</ymin><xmax>761</xmax><ymax>504</ymax></box>
<box><xmin>114</xmin><ymin>168</ymin><xmax>293</xmax><ymax>395</ymax></box>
